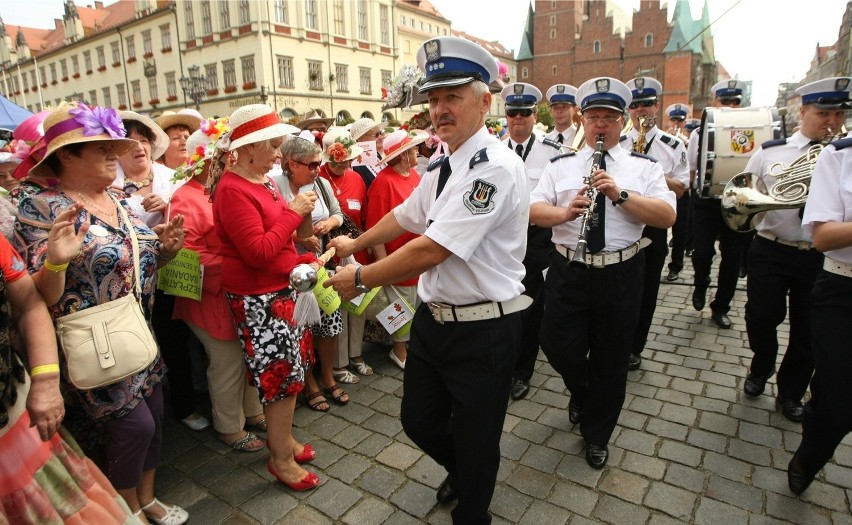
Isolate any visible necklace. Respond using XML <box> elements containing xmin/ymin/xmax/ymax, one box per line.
<box><xmin>75</xmin><ymin>190</ymin><xmax>116</xmax><ymax>221</ymax></box>
<box><xmin>328</xmin><ymin>175</ymin><xmax>343</xmax><ymax>195</ymax></box>
<box><xmin>124</xmin><ymin>170</ymin><xmax>154</xmax><ymax>194</ymax></box>
<box><xmin>261</xmin><ymin>181</ymin><xmax>279</xmax><ymax>201</ymax></box>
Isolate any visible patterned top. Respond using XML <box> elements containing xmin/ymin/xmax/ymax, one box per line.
<box><xmin>0</xmin><ymin>237</ymin><xmax>27</xmax><ymax>430</ymax></box>
<box><xmin>14</xmin><ymin>188</ymin><xmax>165</xmax><ymax>421</ymax></box>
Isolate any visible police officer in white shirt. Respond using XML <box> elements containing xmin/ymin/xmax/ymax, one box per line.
<box><xmin>739</xmin><ymin>77</ymin><xmax>851</xmax><ymax>423</ymax></box>
<box><xmin>530</xmin><ymin>77</ymin><xmax>676</xmax><ymax>469</ymax></box>
<box><xmin>789</xmin><ymin>126</ymin><xmax>852</xmax><ymax>496</ymax></box>
<box><xmin>621</xmin><ymin>78</ymin><xmax>689</xmax><ymax>371</ymax></box>
<box><xmin>663</xmin><ymin>103</ymin><xmax>692</xmax><ymax>283</ymax></box>
<box><xmin>501</xmin><ymin>82</ymin><xmax>561</xmax><ymax>400</ymax></box>
<box><xmin>325</xmin><ymin>36</ymin><xmax>529</xmax><ymax>523</ymax></box>
<box><xmin>544</xmin><ymin>84</ymin><xmax>580</xmax><ymax>149</ymax></box>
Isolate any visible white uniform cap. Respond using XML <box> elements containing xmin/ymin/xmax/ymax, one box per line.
<box><xmin>666</xmin><ymin>103</ymin><xmax>690</xmax><ymax>120</ymax></box>
<box><xmin>794</xmin><ymin>77</ymin><xmax>852</xmax><ymax>110</ymax></box>
<box><xmin>500</xmin><ymin>83</ymin><xmax>542</xmax><ymax>109</ymax></box>
<box><xmin>710</xmin><ymin>79</ymin><xmax>748</xmax><ymax>100</ymax></box>
<box><xmin>545</xmin><ymin>84</ymin><xmax>578</xmax><ymax>105</ymax></box>
<box><xmin>416</xmin><ymin>36</ymin><xmax>498</xmax><ymax>93</ymax></box>
<box><xmin>576</xmin><ymin>77</ymin><xmax>632</xmax><ymax>113</ymax></box>
<box><xmin>626</xmin><ymin>77</ymin><xmax>662</xmax><ymax>101</ymax></box>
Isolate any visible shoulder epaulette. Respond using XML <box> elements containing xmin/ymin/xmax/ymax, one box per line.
<box><xmin>761</xmin><ymin>138</ymin><xmax>788</xmax><ymax>149</ymax></box>
<box><xmin>469</xmin><ymin>148</ymin><xmax>489</xmax><ymax>169</ymax></box>
<box><xmin>427</xmin><ymin>155</ymin><xmax>446</xmax><ymax>172</ymax></box>
<box><xmin>659</xmin><ymin>133</ymin><xmax>679</xmax><ymax>149</ymax></box>
<box><xmin>549</xmin><ymin>152</ymin><xmax>576</xmax><ymax>162</ymax></box>
<box><xmin>630</xmin><ymin>152</ymin><xmax>658</xmax><ymax>162</ymax></box>
<box><xmin>619</xmin><ymin>134</ymin><xmax>628</xmax><ymax>143</ymax></box>
<box><xmin>832</xmin><ymin>137</ymin><xmax>852</xmax><ymax>150</ymax></box>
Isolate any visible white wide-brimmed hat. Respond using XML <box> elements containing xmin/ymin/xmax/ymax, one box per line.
<box><xmin>155</xmin><ymin>108</ymin><xmax>204</xmax><ymax>133</ymax></box>
<box><xmin>119</xmin><ymin>111</ymin><xmax>170</xmax><ymax>159</ymax></box>
<box><xmin>381</xmin><ymin>130</ymin><xmax>427</xmax><ymax>165</ymax></box>
<box><xmin>224</xmin><ymin>104</ymin><xmax>300</xmax><ymax>151</ymax></box>
<box><xmin>321</xmin><ymin>129</ymin><xmax>363</xmax><ymax>163</ymax></box>
<box><xmin>350</xmin><ymin>117</ymin><xmax>381</xmax><ymax>141</ymax></box>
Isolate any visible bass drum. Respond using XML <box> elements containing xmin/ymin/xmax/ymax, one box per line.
<box><xmin>697</xmin><ymin>106</ymin><xmax>782</xmax><ymax>198</ymax></box>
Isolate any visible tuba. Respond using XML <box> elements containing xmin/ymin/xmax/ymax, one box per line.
<box><xmin>721</xmin><ymin>129</ymin><xmax>843</xmax><ymax>232</ymax></box>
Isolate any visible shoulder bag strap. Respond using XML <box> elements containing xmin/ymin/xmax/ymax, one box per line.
<box><xmin>111</xmin><ymin>195</ymin><xmax>143</xmax><ymax>299</ymax></box>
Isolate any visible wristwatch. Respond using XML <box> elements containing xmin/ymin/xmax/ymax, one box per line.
<box><xmin>354</xmin><ymin>266</ymin><xmax>371</xmax><ymax>294</ymax></box>
<box><xmin>613</xmin><ymin>190</ymin><xmax>629</xmax><ymax>206</ymax></box>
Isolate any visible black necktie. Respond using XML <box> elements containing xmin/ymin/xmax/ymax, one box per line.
<box><xmin>557</xmin><ymin>133</ymin><xmax>564</xmax><ymax>144</ymax></box>
<box><xmin>515</xmin><ymin>143</ymin><xmax>524</xmax><ymax>158</ymax></box>
<box><xmin>436</xmin><ymin>157</ymin><xmax>452</xmax><ymax>198</ymax></box>
<box><xmin>586</xmin><ymin>152</ymin><xmax>607</xmax><ymax>254</ymax></box>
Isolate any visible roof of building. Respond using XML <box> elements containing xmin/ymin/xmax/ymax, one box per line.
<box><xmin>398</xmin><ymin>0</ymin><xmax>447</xmax><ymax>21</ymax></box>
<box><xmin>516</xmin><ymin>3</ymin><xmax>534</xmax><ymax>61</ymax></box>
<box><xmin>451</xmin><ymin>29</ymin><xmax>513</xmax><ymax>60</ymax></box>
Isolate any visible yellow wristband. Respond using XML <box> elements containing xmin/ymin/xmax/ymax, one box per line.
<box><xmin>44</xmin><ymin>260</ymin><xmax>69</xmax><ymax>272</ymax></box>
<box><xmin>30</xmin><ymin>364</ymin><xmax>60</xmax><ymax>377</ymax></box>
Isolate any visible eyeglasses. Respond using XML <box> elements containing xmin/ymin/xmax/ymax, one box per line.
<box><xmin>506</xmin><ymin>108</ymin><xmax>534</xmax><ymax>118</ymax></box>
<box><xmin>628</xmin><ymin>100</ymin><xmax>656</xmax><ymax>110</ymax></box>
<box><xmin>582</xmin><ymin>115</ymin><xmax>622</xmax><ymax>125</ymax></box>
<box><xmin>719</xmin><ymin>97</ymin><xmax>741</xmax><ymax>106</ymax></box>
<box><xmin>293</xmin><ymin>159</ymin><xmax>322</xmax><ymax>170</ymax></box>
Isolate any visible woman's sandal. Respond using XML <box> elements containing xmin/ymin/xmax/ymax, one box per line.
<box><xmin>332</xmin><ymin>368</ymin><xmax>360</xmax><ymax>384</ymax></box>
<box><xmin>294</xmin><ymin>443</ymin><xmax>316</xmax><ymax>464</ymax></box>
<box><xmin>245</xmin><ymin>417</ymin><xmax>267</xmax><ymax>432</ymax></box>
<box><xmin>322</xmin><ymin>382</ymin><xmax>349</xmax><ymax>406</ymax></box>
<box><xmin>139</xmin><ymin>498</ymin><xmax>189</xmax><ymax>525</ymax></box>
<box><xmin>303</xmin><ymin>390</ymin><xmax>330</xmax><ymax>412</ymax></box>
<box><xmin>219</xmin><ymin>432</ymin><xmax>264</xmax><ymax>452</ymax></box>
<box><xmin>267</xmin><ymin>460</ymin><xmax>320</xmax><ymax>491</ymax></box>
<box><xmin>351</xmin><ymin>359</ymin><xmax>374</xmax><ymax>376</ymax></box>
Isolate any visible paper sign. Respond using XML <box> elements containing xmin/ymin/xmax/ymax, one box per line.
<box><xmin>377</xmin><ymin>288</ymin><xmax>414</xmax><ymax>335</ymax></box>
<box><xmin>157</xmin><ymin>248</ymin><xmax>203</xmax><ymax>301</ymax></box>
<box><xmin>312</xmin><ymin>267</ymin><xmax>341</xmax><ymax>315</ymax></box>
<box><xmin>344</xmin><ymin>284</ymin><xmax>382</xmax><ymax>315</ymax></box>
<box><xmin>354</xmin><ymin>140</ymin><xmax>379</xmax><ymax>169</ymax></box>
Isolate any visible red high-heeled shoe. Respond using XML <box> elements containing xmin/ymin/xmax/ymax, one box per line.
<box><xmin>294</xmin><ymin>443</ymin><xmax>316</xmax><ymax>464</ymax></box>
<box><xmin>267</xmin><ymin>460</ymin><xmax>320</xmax><ymax>491</ymax></box>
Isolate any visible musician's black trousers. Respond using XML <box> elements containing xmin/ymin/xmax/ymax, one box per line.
<box><xmin>632</xmin><ymin>226</ymin><xmax>668</xmax><ymax>356</ymax></box>
<box><xmin>668</xmin><ymin>193</ymin><xmax>691</xmax><ymax>273</ymax></box>
<box><xmin>745</xmin><ymin>236</ymin><xmax>821</xmax><ymax>400</ymax></box>
<box><xmin>401</xmin><ymin>304</ymin><xmax>521</xmax><ymax>525</ymax></box>
<box><xmin>691</xmin><ymin>198</ymin><xmax>752</xmax><ymax>314</ymax></box>
<box><xmin>539</xmin><ymin>251</ymin><xmax>643</xmax><ymax>446</ymax></box>
<box><xmin>795</xmin><ymin>271</ymin><xmax>852</xmax><ymax>478</ymax></box>
<box><xmin>514</xmin><ymin>225</ymin><xmax>553</xmax><ymax>381</ymax></box>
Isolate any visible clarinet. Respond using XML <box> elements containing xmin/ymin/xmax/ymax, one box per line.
<box><xmin>569</xmin><ymin>134</ymin><xmax>606</xmax><ymax>268</ymax></box>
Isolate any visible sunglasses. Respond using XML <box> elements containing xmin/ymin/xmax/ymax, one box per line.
<box><xmin>507</xmin><ymin>108</ymin><xmax>534</xmax><ymax>118</ymax></box>
<box><xmin>293</xmin><ymin>159</ymin><xmax>322</xmax><ymax>170</ymax></box>
<box><xmin>628</xmin><ymin>100</ymin><xmax>656</xmax><ymax>110</ymax></box>
<box><xmin>719</xmin><ymin>97</ymin><xmax>741</xmax><ymax>106</ymax></box>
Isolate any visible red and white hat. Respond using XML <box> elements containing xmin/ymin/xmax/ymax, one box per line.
<box><xmin>382</xmin><ymin>130</ymin><xmax>428</xmax><ymax>165</ymax></box>
<box><xmin>220</xmin><ymin>104</ymin><xmax>299</xmax><ymax>151</ymax></box>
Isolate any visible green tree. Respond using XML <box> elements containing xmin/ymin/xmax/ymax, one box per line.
<box><xmin>536</xmin><ymin>104</ymin><xmax>554</xmax><ymax>130</ymax></box>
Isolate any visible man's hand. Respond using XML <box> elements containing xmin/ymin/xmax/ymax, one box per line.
<box><xmin>324</xmin><ymin>264</ymin><xmax>360</xmax><ymax>301</ymax></box>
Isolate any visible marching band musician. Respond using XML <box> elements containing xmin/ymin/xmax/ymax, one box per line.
<box><xmin>664</xmin><ymin>103</ymin><xmax>693</xmax><ymax>284</ymax></box>
<box><xmin>690</xmin><ymin>79</ymin><xmax>752</xmax><ymax>329</ymax></box>
<box><xmin>741</xmin><ymin>77</ymin><xmax>851</xmax><ymax>422</ymax></box>
<box><xmin>788</xmin><ymin>115</ymin><xmax>852</xmax><ymax>496</ymax></box>
<box><xmin>501</xmin><ymin>82</ymin><xmax>562</xmax><ymax>401</ymax></box>
<box><xmin>544</xmin><ymin>84</ymin><xmax>580</xmax><ymax>148</ymax></box>
<box><xmin>530</xmin><ymin>77</ymin><xmax>675</xmax><ymax>469</ymax></box>
<box><xmin>620</xmin><ymin>77</ymin><xmax>689</xmax><ymax>371</ymax></box>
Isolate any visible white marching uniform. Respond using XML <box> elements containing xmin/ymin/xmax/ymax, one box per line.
<box><xmin>545</xmin><ymin>127</ymin><xmax>579</xmax><ymax>150</ymax></box>
<box><xmin>621</xmin><ymin>126</ymin><xmax>690</xmax><ymax>187</ymax></box>
<box><xmin>504</xmin><ymin>135</ymin><xmax>562</xmax><ymax>191</ymax></box>
<box><xmin>803</xmin><ymin>139</ymin><xmax>852</xmax><ymax>263</ymax></box>
<box><xmin>687</xmin><ymin>129</ymin><xmax>700</xmax><ymax>175</ymax></box>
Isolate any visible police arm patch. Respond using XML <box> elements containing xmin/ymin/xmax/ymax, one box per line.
<box><xmin>463</xmin><ymin>178</ymin><xmax>497</xmax><ymax>215</ymax></box>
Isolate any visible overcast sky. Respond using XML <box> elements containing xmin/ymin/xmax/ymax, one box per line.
<box><xmin>0</xmin><ymin>0</ymin><xmax>846</xmax><ymax>107</ymax></box>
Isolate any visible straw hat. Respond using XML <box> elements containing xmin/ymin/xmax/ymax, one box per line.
<box><xmin>174</xmin><ymin>118</ymin><xmax>230</xmax><ymax>180</ymax></box>
<box><xmin>296</xmin><ymin>110</ymin><xmax>335</xmax><ymax>130</ymax></box>
<box><xmin>119</xmin><ymin>111</ymin><xmax>170</xmax><ymax>160</ymax></box>
<box><xmin>350</xmin><ymin>117</ymin><xmax>381</xmax><ymax>141</ymax></box>
<box><xmin>321</xmin><ymin>129</ymin><xmax>363</xmax><ymax>163</ymax></box>
<box><xmin>381</xmin><ymin>130</ymin><xmax>427</xmax><ymax>165</ymax></box>
<box><xmin>154</xmin><ymin>108</ymin><xmax>203</xmax><ymax>133</ymax></box>
<box><xmin>224</xmin><ymin>104</ymin><xmax>300</xmax><ymax>151</ymax></box>
<box><xmin>29</xmin><ymin>102</ymin><xmax>136</xmax><ymax>179</ymax></box>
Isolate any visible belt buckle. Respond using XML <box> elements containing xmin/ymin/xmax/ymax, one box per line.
<box><xmin>428</xmin><ymin>302</ymin><xmax>450</xmax><ymax>325</ymax></box>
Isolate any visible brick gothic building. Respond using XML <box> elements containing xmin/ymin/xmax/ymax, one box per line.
<box><xmin>517</xmin><ymin>0</ymin><xmax>721</xmax><ymax>119</ymax></box>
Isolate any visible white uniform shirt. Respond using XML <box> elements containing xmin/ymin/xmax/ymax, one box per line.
<box><xmin>504</xmin><ymin>134</ymin><xmax>562</xmax><ymax>192</ymax></box>
<box><xmin>114</xmin><ymin>162</ymin><xmax>183</xmax><ymax>228</ymax></box>
<box><xmin>621</xmin><ymin>126</ymin><xmax>690</xmax><ymax>187</ymax></box>
<box><xmin>803</xmin><ymin>139</ymin><xmax>852</xmax><ymax>263</ymax></box>
<box><xmin>744</xmin><ymin>131</ymin><xmax>816</xmax><ymax>242</ymax></box>
<box><xmin>394</xmin><ymin>126</ymin><xmax>528</xmax><ymax>304</ymax></box>
<box><xmin>687</xmin><ymin>128</ymin><xmax>701</xmax><ymax>174</ymax></box>
<box><xmin>546</xmin><ymin>126</ymin><xmax>579</xmax><ymax>150</ymax></box>
<box><xmin>531</xmin><ymin>144</ymin><xmax>675</xmax><ymax>250</ymax></box>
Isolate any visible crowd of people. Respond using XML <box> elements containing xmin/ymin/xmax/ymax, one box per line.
<box><xmin>0</xmin><ymin>32</ymin><xmax>850</xmax><ymax>525</ymax></box>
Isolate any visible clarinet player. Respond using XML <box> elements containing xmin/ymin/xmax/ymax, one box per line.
<box><xmin>530</xmin><ymin>77</ymin><xmax>676</xmax><ymax>469</ymax></box>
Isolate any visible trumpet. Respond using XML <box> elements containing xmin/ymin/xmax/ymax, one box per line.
<box><xmin>569</xmin><ymin>134</ymin><xmax>606</xmax><ymax>268</ymax></box>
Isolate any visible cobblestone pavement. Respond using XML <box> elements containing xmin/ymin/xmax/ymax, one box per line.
<box><xmin>155</xmin><ymin>266</ymin><xmax>852</xmax><ymax>525</ymax></box>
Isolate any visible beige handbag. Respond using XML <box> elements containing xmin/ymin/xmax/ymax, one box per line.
<box><xmin>56</xmin><ymin>201</ymin><xmax>158</xmax><ymax>390</ymax></box>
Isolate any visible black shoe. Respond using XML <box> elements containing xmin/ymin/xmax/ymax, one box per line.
<box><xmin>568</xmin><ymin>401</ymin><xmax>583</xmax><ymax>424</ymax></box>
<box><xmin>510</xmin><ymin>378</ymin><xmax>530</xmax><ymax>400</ymax></box>
<box><xmin>585</xmin><ymin>443</ymin><xmax>609</xmax><ymax>469</ymax></box>
<box><xmin>711</xmin><ymin>310</ymin><xmax>732</xmax><ymax>329</ymax></box>
<box><xmin>692</xmin><ymin>287</ymin><xmax>707</xmax><ymax>311</ymax></box>
<box><xmin>777</xmin><ymin>397</ymin><xmax>804</xmax><ymax>422</ymax></box>
<box><xmin>686</xmin><ymin>249</ymin><xmax>694</xmax><ymax>257</ymax></box>
<box><xmin>666</xmin><ymin>269</ymin><xmax>679</xmax><ymax>282</ymax></box>
<box><xmin>738</xmin><ymin>266</ymin><xmax>747</xmax><ymax>279</ymax></box>
<box><xmin>436</xmin><ymin>474</ymin><xmax>458</xmax><ymax>504</ymax></box>
<box><xmin>627</xmin><ymin>353</ymin><xmax>641</xmax><ymax>371</ymax></box>
<box><xmin>743</xmin><ymin>367</ymin><xmax>775</xmax><ymax>398</ymax></box>
<box><xmin>788</xmin><ymin>454</ymin><xmax>815</xmax><ymax>495</ymax></box>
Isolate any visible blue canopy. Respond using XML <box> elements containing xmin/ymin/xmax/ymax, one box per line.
<box><xmin>0</xmin><ymin>95</ymin><xmax>33</xmax><ymax>130</ymax></box>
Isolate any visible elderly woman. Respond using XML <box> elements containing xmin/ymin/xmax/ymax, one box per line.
<box><xmin>274</xmin><ymin>132</ymin><xmax>347</xmax><ymax>411</ymax></box>
<box><xmin>208</xmin><ymin>104</ymin><xmax>320</xmax><ymax>491</ymax></box>
<box><xmin>14</xmin><ymin>102</ymin><xmax>187</xmax><ymax>524</ymax></box>
<box><xmin>319</xmin><ymin>131</ymin><xmax>371</xmax><ymax>380</ymax></box>
<box><xmin>170</xmin><ymin>120</ymin><xmax>266</xmax><ymax>452</ymax></box>
<box><xmin>154</xmin><ymin>110</ymin><xmax>203</xmax><ymax>170</ymax></box>
<box><xmin>117</xmin><ymin>111</ymin><xmax>209</xmax><ymax>433</ymax></box>
<box><xmin>364</xmin><ymin>130</ymin><xmax>426</xmax><ymax>369</ymax></box>
<box><xmin>350</xmin><ymin>117</ymin><xmax>386</xmax><ymax>189</ymax></box>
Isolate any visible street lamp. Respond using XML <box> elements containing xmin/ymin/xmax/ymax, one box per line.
<box><xmin>259</xmin><ymin>85</ymin><xmax>268</xmax><ymax>104</ymax></box>
<box><xmin>179</xmin><ymin>65</ymin><xmax>208</xmax><ymax>111</ymax></box>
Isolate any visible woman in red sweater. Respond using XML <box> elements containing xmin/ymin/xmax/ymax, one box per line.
<box><xmin>208</xmin><ymin>105</ymin><xmax>320</xmax><ymax>491</ymax></box>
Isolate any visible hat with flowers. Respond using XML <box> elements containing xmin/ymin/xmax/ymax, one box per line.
<box><xmin>321</xmin><ymin>129</ymin><xmax>363</xmax><ymax>164</ymax></box>
<box><xmin>173</xmin><ymin>117</ymin><xmax>230</xmax><ymax>181</ymax></box>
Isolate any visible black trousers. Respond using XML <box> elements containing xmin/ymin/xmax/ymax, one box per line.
<box><xmin>745</xmin><ymin>236</ymin><xmax>821</xmax><ymax>400</ymax></box>
<box><xmin>401</xmin><ymin>303</ymin><xmax>521</xmax><ymax>525</ymax></box>
<box><xmin>795</xmin><ymin>271</ymin><xmax>852</xmax><ymax>478</ymax></box>
<box><xmin>514</xmin><ymin>225</ymin><xmax>553</xmax><ymax>381</ymax></box>
<box><xmin>151</xmin><ymin>289</ymin><xmax>197</xmax><ymax>420</ymax></box>
<box><xmin>668</xmin><ymin>193</ymin><xmax>690</xmax><ymax>273</ymax></box>
<box><xmin>691</xmin><ymin>198</ymin><xmax>752</xmax><ymax>314</ymax></box>
<box><xmin>632</xmin><ymin>226</ymin><xmax>667</xmax><ymax>356</ymax></box>
<box><xmin>539</xmin><ymin>250</ymin><xmax>644</xmax><ymax>445</ymax></box>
